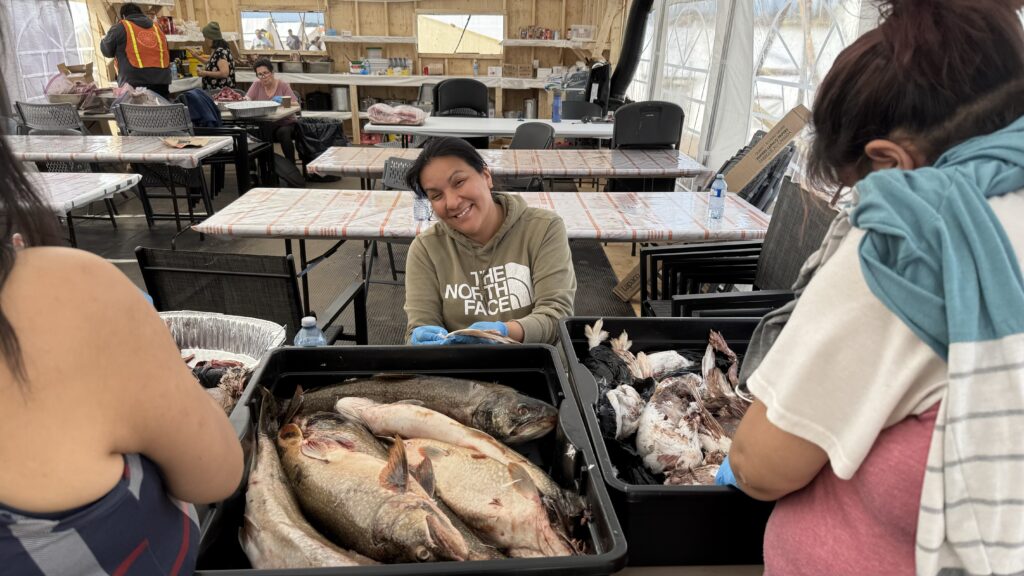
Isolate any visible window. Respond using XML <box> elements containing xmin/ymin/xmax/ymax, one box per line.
<box><xmin>241</xmin><ymin>11</ymin><xmax>326</xmax><ymax>51</ymax></box>
<box><xmin>656</xmin><ymin>0</ymin><xmax>718</xmax><ymax>158</ymax></box>
<box><xmin>416</xmin><ymin>14</ymin><xmax>504</xmax><ymax>55</ymax></box>
<box><xmin>751</xmin><ymin>0</ymin><xmax>861</xmax><ymax>134</ymax></box>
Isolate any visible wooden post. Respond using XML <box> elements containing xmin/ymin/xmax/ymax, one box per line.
<box><xmin>349</xmin><ymin>84</ymin><xmax>362</xmax><ymax>143</ymax></box>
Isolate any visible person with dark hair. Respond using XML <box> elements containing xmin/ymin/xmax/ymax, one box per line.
<box><xmin>247</xmin><ymin>58</ymin><xmax>300</xmax><ymax>164</ymax></box>
<box><xmin>0</xmin><ymin>24</ymin><xmax>243</xmax><ymax>575</ymax></box>
<box><xmin>189</xmin><ymin>21</ymin><xmax>236</xmax><ymax>90</ymax></box>
<box><xmin>100</xmin><ymin>2</ymin><xmax>172</xmax><ymax>98</ymax></box>
<box><xmin>721</xmin><ymin>1</ymin><xmax>1024</xmax><ymax>574</ymax></box>
<box><xmin>285</xmin><ymin>29</ymin><xmax>301</xmax><ymax>51</ymax></box>
<box><xmin>403</xmin><ymin>137</ymin><xmax>576</xmax><ymax>346</ymax></box>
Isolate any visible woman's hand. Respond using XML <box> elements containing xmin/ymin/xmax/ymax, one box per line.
<box><xmin>445</xmin><ymin>321</ymin><xmax>510</xmax><ymax>345</ymax></box>
<box><xmin>410</xmin><ymin>325</ymin><xmax>448</xmax><ymax>345</ymax></box>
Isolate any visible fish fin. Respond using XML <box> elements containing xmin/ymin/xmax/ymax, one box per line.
<box><xmin>258</xmin><ymin>387</ymin><xmax>279</xmax><ymax>439</ymax></box>
<box><xmin>393</xmin><ymin>399</ymin><xmax>426</xmax><ymax>406</ymax></box>
<box><xmin>300</xmin><ymin>437</ymin><xmax>334</xmax><ymax>461</ymax></box>
<box><xmin>380</xmin><ymin>435</ymin><xmax>409</xmax><ymax>492</ymax></box>
<box><xmin>507</xmin><ymin>462</ymin><xmax>541</xmax><ymax>502</ymax></box>
<box><xmin>584</xmin><ymin>318</ymin><xmax>609</xmax><ymax>349</ymax></box>
<box><xmin>419</xmin><ymin>445</ymin><xmax>449</xmax><ymax>460</ymax></box>
<box><xmin>413</xmin><ymin>457</ymin><xmax>436</xmax><ymax>499</ymax></box>
<box><xmin>334</xmin><ymin>397</ymin><xmax>375</xmax><ymax>426</ymax></box>
<box><xmin>279</xmin><ymin>422</ymin><xmax>303</xmax><ymax>441</ymax></box>
<box><xmin>283</xmin><ymin>385</ymin><xmax>304</xmax><ymax>425</ymax></box>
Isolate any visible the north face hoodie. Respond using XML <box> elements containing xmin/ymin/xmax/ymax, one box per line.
<box><xmin>404</xmin><ymin>193</ymin><xmax>576</xmax><ymax>345</ymax></box>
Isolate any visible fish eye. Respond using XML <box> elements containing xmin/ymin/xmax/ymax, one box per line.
<box><xmin>415</xmin><ymin>546</ymin><xmax>433</xmax><ymax>561</ymax></box>
<box><xmin>517</xmin><ymin>404</ymin><xmax>530</xmax><ymax>416</ymax></box>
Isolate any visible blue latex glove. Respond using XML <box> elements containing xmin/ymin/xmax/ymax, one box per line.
<box><xmin>410</xmin><ymin>325</ymin><xmax>448</xmax><ymax>345</ymax></box>
<box><xmin>445</xmin><ymin>321</ymin><xmax>509</xmax><ymax>345</ymax></box>
<box><xmin>715</xmin><ymin>455</ymin><xmax>740</xmax><ymax>489</ymax></box>
<box><xmin>271</xmin><ymin>96</ymin><xmax>283</xmax><ymax>104</ymax></box>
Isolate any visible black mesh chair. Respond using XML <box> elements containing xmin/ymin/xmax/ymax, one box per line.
<box><xmin>640</xmin><ymin>177</ymin><xmax>837</xmax><ymax>317</ymax></box>
<box><xmin>135</xmin><ymin>247</ymin><xmax>367</xmax><ymax>344</ymax></box>
<box><xmin>433</xmin><ymin>78</ymin><xmax>489</xmax><ymax>149</ymax></box>
<box><xmin>607</xmin><ymin>101</ymin><xmax>685</xmax><ymax>192</ymax></box>
<box><xmin>365</xmin><ymin>156</ymin><xmax>418</xmax><ymax>286</ymax></box>
<box><xmin>502</xmin><ymin>122</ymin><xmax>555</xmax><ymax>191</ymax></box>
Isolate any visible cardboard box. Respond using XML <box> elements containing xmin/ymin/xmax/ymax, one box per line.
<box><xmin>536</xmin><ymin>67</ymin><xmax>552</xmax><ymax>79</ymax></box>
<box><xmin>57</xmin><ymin>62</ymin><xmax>94</xmax><ymax>85</ymax></box>
<box><xmin>502</xmin><ymin>64</ymin><xmax>518</xmax><ymax>78</ymax></box>
<box><xmin>487</xmin><ymin>66</ymin><xmax>503</xmax><ymax>77</ymax></box>
<box><xmin>724</xmin><ymin>104</ymin><xmax>810</xmax><ymax>192</ymax></box>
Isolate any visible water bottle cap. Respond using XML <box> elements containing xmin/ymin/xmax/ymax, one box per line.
<box><xmin>301</xmin><ymin>316</ymin><xmax>316</xmax><ymax>328</ymax></box>
<box><xmin>715</xmin><ymin>174</ymin><xmax>725</xmax><ymax>180</ymax></box>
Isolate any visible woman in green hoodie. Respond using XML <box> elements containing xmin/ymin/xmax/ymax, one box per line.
<box><xmin>403</xmin><ymin>137</ymin><xmax>576</xmax><ymax>346</ymax></box>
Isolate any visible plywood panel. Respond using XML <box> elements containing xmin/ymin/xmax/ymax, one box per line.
<box><xmin>357</xmin><ymin>3</ymin><xmax>388</xmax><ymax>35</ymax></box>
<box><xmin>417</xmin><ymin>0</ymin><xmax>503</xmax><ymax>12</ymax></box>
<box><xmin>387</xmin><ymin>3</ymin><xmax>415</xmax><ymax>36</ymax></box>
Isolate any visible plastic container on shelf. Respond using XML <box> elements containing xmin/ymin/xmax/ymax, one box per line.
<box><xmin>194</xmin><ymin>345</ymin><xmax>628</xmax><ymax>575</ymax></box>
<box><xmin>559</xmin><ymin>316</ymin><xmax>775</xmax><ymax>566</ymax></box>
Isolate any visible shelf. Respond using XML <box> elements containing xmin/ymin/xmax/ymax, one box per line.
<box><xmin>502</xmin><ymin>39</ymin><xmax>610</xmax><ymax>50</ymax></box>
<box><xmin>323</xmin><ymin>36</ymin><xmax>417</xmax><ymax>45</ymax></box>
<box><xmin>166</xmin><ymin>32</ymin><xmax>239</xmax><ymax>43</ymax></box>
<box><xmin>109</xmin><ymin>0</ymin><xmax>175</xmax><ymax>5</ymax></box>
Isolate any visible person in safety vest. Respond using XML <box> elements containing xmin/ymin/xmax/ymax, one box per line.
<box><xmin>100</xmin><ymin>3</ymin><xmax>172</xmax><ymax>99</ymax></box>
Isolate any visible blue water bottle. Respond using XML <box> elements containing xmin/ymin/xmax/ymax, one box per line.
<box><xmin>472</xmin><ymin>59</ymin><xmax>479</xmax><ymax>77</ymax></box>
<box><xmin>552</xmin><ymin>91</ymin><xmax>562</xmax><ymax>123</ymax></box>
<box><xmin>709</xmin><ymin>174</ymin><xmax>727</xmax><ymax>219</ymax></box>
<box><xmin>294</xmin><ymin>316</ymin><xmax>327</xmax><ymax>346</ymax></box>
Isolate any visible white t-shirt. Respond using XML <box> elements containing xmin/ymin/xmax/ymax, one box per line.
<box><xmin>747</xmin><ymin>189</ymin><xmax>1024</xmax><ymax>479</ymax></box>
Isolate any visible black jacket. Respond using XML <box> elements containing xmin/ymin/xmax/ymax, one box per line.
<box><xmin>100</xmin><ymin>14</ymin><xmax>172</xmax><ymax>87</ymax></box>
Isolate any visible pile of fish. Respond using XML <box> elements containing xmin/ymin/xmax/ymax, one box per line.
<box><xmin>582</xmin><ymin>320</ymin><xmax>752</xmax><ymax>486</ymax></box>
<box><xmin>242</xmin><ymin>374</ymin><xmax>588</xmax><ymax>569</ymax></box>
<box><xmin>184</xmin><ymin>354</ymin><xmax>251</xmax><ymax>415</ymax></box>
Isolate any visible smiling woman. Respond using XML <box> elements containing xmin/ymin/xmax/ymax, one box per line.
<box><xmin>400</xmin><ymin>137</ymin><xmax>575</xmax><ymax>346</ymax></box>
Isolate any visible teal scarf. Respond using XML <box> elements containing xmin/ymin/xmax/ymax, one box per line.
<box><xmin>850</xmin><ymin>115</ymin><xmax>1024</xmax><ymax>359</ymax></box>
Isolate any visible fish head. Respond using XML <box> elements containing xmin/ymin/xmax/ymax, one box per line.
<box><xmin>372</xmin><ymin>498</ymin><xmax>469</xmax><ymax>562</ymax></box>
<box><xmin>473</xmin><ymin>390</ymin><xmax>558</xmax><ymax>444</ymax></box>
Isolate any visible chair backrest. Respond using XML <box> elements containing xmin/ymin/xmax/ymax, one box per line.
<box><xmin>116</xmin><ymin>103</ymin><xmax>194</xmax><ymax>137</ymax></box>
<box><xmin>754</xmin><ymin>177</ymin><xmax>839</xmax><ymax>290</ymax></box>
<box><xmin>417</xmin><ymin>83</ymin><xmax>436</xmax><ymax>105</ymax></box>
<box><xmin>25</xmin><ymin>128</ymin><xmax>89</xmax><ymax>172</ymax></box>
<box><xmin>561</xmin><ymin>100</ymin><xmax>603</xmax><ymax>121</ymax></box>
<box><xmin>741</xmin><ymin>142</ymin><xmax>795</xmax><ymax>211</ymax></box>
<box><xmin>612</xmin><ymin>101</ymin><xmax>684</xmax><ymax>149</ymax></box>
<box><xmin>509</xmin><ymin>122</ymin><xmax>555</xmax><ymax>150</ymax></box>
<box><xmin>382</xmin><ymin>156</ymin><xmax>416</xmax><ymax>190</ymax></box>
<box><xmin>135</xmin><ymin>247</ymin><xmax>305</xmax><ymax>339</ymax></box>
<box><xmin>432</xmin><ymin>79</ymin><xmax>488</xmax><ymax>118</ymax></box>
<box><xmin>15</xmin><ymin>102</ymin><xmax>86</xmax><ymax>134</ymax></box>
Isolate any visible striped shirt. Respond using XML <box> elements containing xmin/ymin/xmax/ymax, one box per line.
<box><xmin>0</xmin><ymin>455</ymin><xmax>199</xmax><ymax>575</ymax></box>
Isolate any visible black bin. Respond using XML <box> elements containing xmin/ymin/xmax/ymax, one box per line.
<box><xmin>559</xmin><ymin>317</ymin><xmax>774</xmax><ymax>566</ymax></box>
<box><xmin>197</xmin><ymin>345</ymin><xmax>628</xmax><ymax>575</ymax></box>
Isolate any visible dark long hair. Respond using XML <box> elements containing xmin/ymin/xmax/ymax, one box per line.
<box><xmin>405</xmin><ymin>137</ymin><xmax>487</xmax><ymax>197</ymax></box>
<box><xmin>0</xmin><ymin>51</ymin><xmax>64</xmax><ymax>382</ymax></box>
<box><xmin>807</xmin><ymin>0</ymin><xmax>1024</xmax><ymax>190</ymax></box>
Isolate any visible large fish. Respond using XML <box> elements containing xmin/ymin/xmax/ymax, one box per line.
<box><xmin>277</xmin><ymin>424</ymin><xmax>469</xmax><ymax>563</ymax></box>
<box><xmin>335</xmin><ymin>398</ymin><xmax>585</xmax><ymax>530</ymax></box>
<box><xmin>293</xmin><ymin>375</ymin><xmax>557</xmax><ymax>445</ymax></box>
<box><xmin>287</xmin><ymin>403</ymin><xmax>504</xmax><ymax>561</ymax></box>
<box><xmin>240</xmin><ymin>391</ymin><xmax>377</xmax><ymax>569</ymax></box>
<box><xmin>405</xmin><ymin>438</ymin><xmax>576</xmax><ymax>558</ymax></box>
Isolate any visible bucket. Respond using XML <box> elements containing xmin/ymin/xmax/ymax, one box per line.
<box><xmin>332</xmin><ymin>86</ymin><xmax>350</xmax><ymax>111</ymax></box>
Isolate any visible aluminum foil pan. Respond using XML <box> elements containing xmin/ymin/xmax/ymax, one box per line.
<box><xmin>225</xmin><ymin>100</ymin><xmax>280</xmax><ymax>118</ymax></box>
<box><xmin>160</xmin><ymin>311</ymin><xmax>286</xmax><ymax>369</ymax></box>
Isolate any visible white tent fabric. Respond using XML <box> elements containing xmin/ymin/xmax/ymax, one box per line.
<box><xmin>0</xmin><ymin>0</ymin><xmax>90</xmax><ymax>105</ymax></box>
<box><xmin>698</xmin><ymin>0</ymin><xmax>752</xmax><ymax>171</ymax></box>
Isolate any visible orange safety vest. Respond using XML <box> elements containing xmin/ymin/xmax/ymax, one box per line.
<box><xmin>122</xmin><ymin>20</ymin><xmax>169</xmax><ymax>69</ymax></box>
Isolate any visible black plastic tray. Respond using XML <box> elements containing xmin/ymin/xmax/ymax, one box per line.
<box><xmin>196</xmin><ymin>345</ymin><xmax>628</xmax><ymax>575</ymax></box>
<box><xmin>559</xmin><ymin>317</ymin><xmax>775</xmax><ymax>566</ymax></box>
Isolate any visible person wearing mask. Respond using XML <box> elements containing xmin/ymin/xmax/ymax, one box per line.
<box><xmin>285</xmin><ymin>29</ymin><xmax>301</xmax><ymax>51</ymax></box>
<box><xmin>246</xmin><ymin>58</ymin><xmax>300</xmax><ymax>165</ymax></box>
<box><xmin>0</xmin><ymin>32</ymin><xmax>242</xmax><ymax>574</ymax></box>
<box><xmin>189</xmin><ymin>22</ymin><xmax>236</xmax><ymax>91</ymax></box>
<box><xmin>718</xmin><ymin>1</ymin><xmax>1024</xmax><ymax>574</ymax></box>
<box><xmin>99</xmin><ymin>2</ymin><xmax>172</xmax><ymax>99</ymax></box>
<box><xmin>403</xmin><ymin>137</ymin><xmax>576</xmax><ymax>346</ymax></box>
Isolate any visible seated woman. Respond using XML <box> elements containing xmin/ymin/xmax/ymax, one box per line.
<box><xmin>190</xmin><ymin>21</ymin><xmax>236</xmax><ymax>91</ymax></box>
<box><xmin>720</xmin><ymin>1</ymin><xmax>1024</xmax><ymax>574</ymax></box>
<box><xmin>246</xmin><ymin>58</ymin><xmax>300</xmax><ymax>164</ymax></box>
<box><xmin>403</xmin><ymin>137</ymin><xmax>576</xmax><ymax>346</ymax></box>
<box><xmin>0</xmin><ymin>85</ymin><xmax>243</xmax><ymax>572</ymax></box>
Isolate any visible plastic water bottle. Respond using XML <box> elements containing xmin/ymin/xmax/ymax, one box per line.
<box><xmin>170</xmin><ymin>62</ymin><xmax>178</xmax><ymax>79</ymax></box>
<box><xmin>472</xmin><ymin>59</ymin><xmax>479</xmax><ymax>77</ymax></box>
<box><xmin>294</xmin><ymin>316</ymin><xmax>327</xmax><ymax>347</ymax></box>
<box><xmin>552</xmin><ymin>92</ymin><xmax>562</xmax><ymax>123</ymax></box>
<box><xmin>709</xmin><ymin>174</ymin><xmax>727</xmax><ymax>219</ymax></box>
